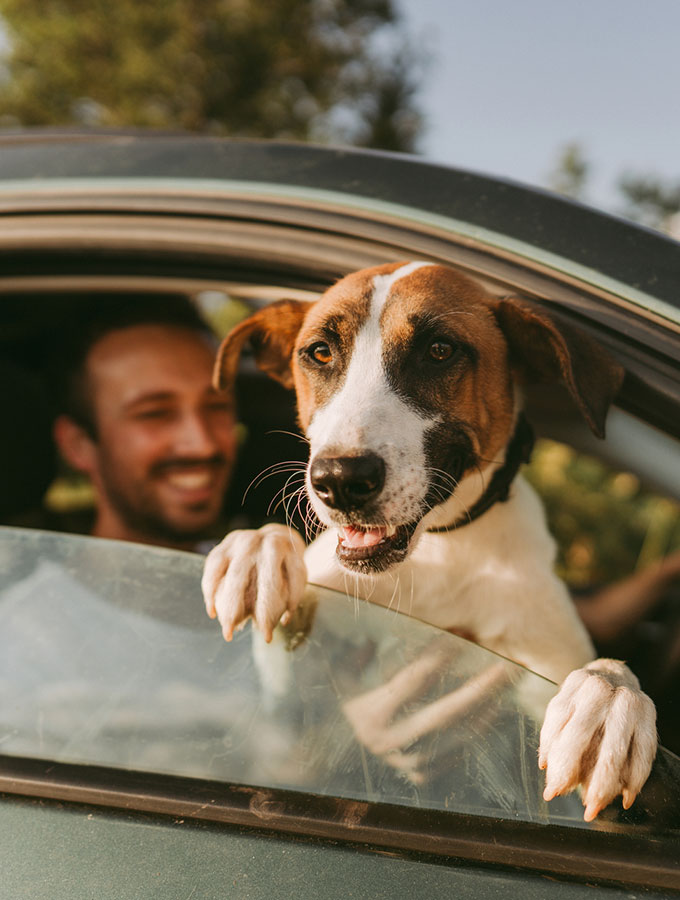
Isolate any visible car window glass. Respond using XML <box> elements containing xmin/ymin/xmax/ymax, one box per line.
<box><xmin>2</xmin><ymin>526</ymin><xmax>679</xmax><ymax>838</ymax></box>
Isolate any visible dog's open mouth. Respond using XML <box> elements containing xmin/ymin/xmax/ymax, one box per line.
<box><xmin>336</xmin><ymin>522</ymin><xmax>418</xmax><ymax>572</ymax></box>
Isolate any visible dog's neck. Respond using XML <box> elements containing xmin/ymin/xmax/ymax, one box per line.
<box><xmin>425</xmin><ymin>414</ymin><xmax>534</xmax><ymax>534</ymax></box>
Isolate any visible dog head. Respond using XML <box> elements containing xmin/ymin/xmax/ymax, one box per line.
<box><xmin>215</xmin><ymin>262</ymin><xmax>623</xmax><ymax>573</ymax></box>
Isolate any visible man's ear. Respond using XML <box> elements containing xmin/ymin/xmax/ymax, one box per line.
<box><xmin>213</xmin><ymin>299</ymin><xmax>310</xmax><ymax>392</ymax></box>
<box><xmin>53</xmin><ymin>414</ymin><xmax>98</xmax><ymax>474</ymax></box>
<box><xmin>492</xmin><ymin>297</ymin><xmax>624</xmax><ymax>438</ymax></box>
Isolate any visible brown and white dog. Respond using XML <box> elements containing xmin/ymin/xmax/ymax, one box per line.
<box><xmin>202</xmin><ymin>261</ymin><xmax>657</xmax><ymax>821</ymax></box>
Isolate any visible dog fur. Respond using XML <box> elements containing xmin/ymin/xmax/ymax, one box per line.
<box><xmin>202</xmin><ymin>262</ymin><xmax>657</xmax><ymax>821</ymax></box>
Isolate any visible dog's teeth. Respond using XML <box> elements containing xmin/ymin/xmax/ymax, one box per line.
<box><xmin>385</xmin><ymin>525</ymin><xmax>397</xmax><ymax>537</ymax></box>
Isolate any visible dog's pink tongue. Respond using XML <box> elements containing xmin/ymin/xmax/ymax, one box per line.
<box><xmin>340</xmin><ymin>525</ymin><xmax>386</xmax><ymax>549</ymax></box>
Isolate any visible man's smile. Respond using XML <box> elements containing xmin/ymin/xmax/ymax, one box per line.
<box><xmin>154</xmin><ymin>460</ymin><xmax>230</xmax><ymax>503</ymax></box>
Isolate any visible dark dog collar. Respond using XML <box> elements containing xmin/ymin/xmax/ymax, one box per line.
<box><xmin>426</xmin><ymin>414</ymin><xmax>535</xmax><ymax>534</ymax></box>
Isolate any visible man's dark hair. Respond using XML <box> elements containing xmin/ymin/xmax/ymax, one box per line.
<box><xmin>53</xmin><ymin>292</ymin><xmax>215</xmax><ymax>437</ymax></box>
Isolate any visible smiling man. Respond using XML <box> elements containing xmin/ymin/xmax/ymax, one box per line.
<box><xmin>53</xmin><ymin>295</ymin><xmax>237</xmax><ymax>550</ymax></box>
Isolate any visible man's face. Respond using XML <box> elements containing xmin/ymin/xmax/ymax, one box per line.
<box><xmin>85</xmin><ymin>324</ymin><xmax>237</xmax><ymax>546</ymax></box>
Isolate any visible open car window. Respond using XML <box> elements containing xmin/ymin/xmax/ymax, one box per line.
<box><xmin>1</xmin><ymin>525</ymin><xmax>679</xmax><ymax>839</ymax></box>
<box><xmin>0</xmin><ymin>140</ymin><xmax>679</xmax><ymax>892</ymax></box>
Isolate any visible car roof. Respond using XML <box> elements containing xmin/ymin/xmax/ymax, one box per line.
<box><xmin>0</xmin><ymin>131</ymin><xmax>678</xmax><ymax>315</ymax></box>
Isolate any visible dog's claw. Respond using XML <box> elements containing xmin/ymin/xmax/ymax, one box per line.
<box><xmin>542</xmin><ymin>784</ymin><xmax>558</xmax><ymax>802</ymax></box>
<box><xmin>583</xmin><ymin>802</ymin><xmax>601</xmax><ymax>823</ymax></box>
<box><xmin>202</xmin><ymin>524</ymin><xmax>307</xmax><ymax>642</ymax></box>
<box><xmin>539</xmin><ymin>659</ymin><xmax>657</xmax><ymax>821</ymax></box>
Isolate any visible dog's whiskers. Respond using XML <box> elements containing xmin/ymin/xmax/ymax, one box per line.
<box><xmin>279</xmin><ymin>481</ymin><xmax>314</xmax><ymax>538</ymax></box>
<box><xmin>243</xmin><ymin>459</ymin><xmax>307</xmax><ymax>503</ymax></box>
<box><xmin>386</xmin><ymin>572</ymin><xmax>402</xmax><ymax>616</ymax></box>
<box><xmin>265</xmin><ymin>429</ymin><xmax>311</xmax><ymax>446</ymax></box>
<box><xmin>426</xmin><ymin>465</ymin><xmax>459</xmax><ymax>492</ymax></box>
<box><xmin>267</xmin><ymin>473</ymin><xmax>306</xmax><ymax>517</ymax></box>
<box><xmin>423</xmin><ymin>467</ymin><xmax>461</xmax><ymax>512</ymax></box>
<box><xmin>300</xmin><ymin>496</ymin><xmax>322</xmax><ymax>544</ymax></box>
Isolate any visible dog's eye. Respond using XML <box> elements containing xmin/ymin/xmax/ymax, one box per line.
<box><xmin>308</xmin><ymin>341</ymin><xmax>332</xmax><ymax>365</ymax></box>
<box><xmin>428</xmin><ymin>340</ymin><xmax>455</xmax><ymax>362</ymax></box>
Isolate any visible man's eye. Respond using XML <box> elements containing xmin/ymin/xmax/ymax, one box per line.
<box><xmin>308</xmin><ymin>341</ymin><xmax>333</xmax><ymax>365</ymax></box>
<box><xmin>205</xmin><ymin>400</ymin><xmax>233</xmax><ymax>414</ymax></box>
<box><xmin>135</xmin><ymin>408</ymin><xmax>172</xmax><ymax>420</ymax></box>
<box><xmin>428</xmin><ymin>340</ymin><xmax>456</xmax><ymax>362</ymax></box>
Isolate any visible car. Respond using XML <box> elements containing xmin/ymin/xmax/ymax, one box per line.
<box><xmin>0</xmin><ymin>132</ymin><xmax>679</xmax><ymax>897</ymax></box>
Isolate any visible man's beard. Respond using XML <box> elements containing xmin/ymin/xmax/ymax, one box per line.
<box><xmin>100</xmin><ymin>454</ymin><xmax>231</xmax><ymax>545</ymax></box>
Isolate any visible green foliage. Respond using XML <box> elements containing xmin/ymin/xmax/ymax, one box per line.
<box><xmin>525</xmin><ymin>440</ymin><xmax>680</xmax><ymax>589</ymax></box>
<box><xmin>548</xmin><ymin>142</ymin><xmax>589</xmax><ymax>202</ymax></box>
<box><xmin>194</xmin><ymin>291</ymin><xmax>251</xmax><ymax>339</ymax></box>
<box><xmin>618</xmin><ymin>173</ymin><xmax>680</xmax><ymax>231</ymax></box>
<box><xmin>0</xmin><ymin>0</ymin><xmax>421</xmax><ymax>150</ymax></box>
<box><xmin>548</xmin><ymin>142</ymin><xmax>680</xmax><ymax>234</ymax></box>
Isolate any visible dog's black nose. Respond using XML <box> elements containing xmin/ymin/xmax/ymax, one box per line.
<box><xmin>310</xmin><ymin>454</ymin><xmax>385</xmax><ymax>510</ymax></box>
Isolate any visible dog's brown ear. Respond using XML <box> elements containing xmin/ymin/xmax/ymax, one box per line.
<box><xmin>213</xmin><ymin>299</ymin><xmax>309</xmax><ymax>392</ymax></box>
<box><xmin>493</xmin><ymin>297</ymin><xmax>624</xmax><ymax>438</ymax></box>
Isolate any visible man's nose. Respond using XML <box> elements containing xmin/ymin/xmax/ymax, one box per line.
<box><xmin>310</xmin><ymin>453</ymin><xmax>385</xmax><ymax>511</ymax></box>
<box><xmin>175</xmin><ymin>411</ymin><xmax>220</xmax><ymax>455</ymax></box>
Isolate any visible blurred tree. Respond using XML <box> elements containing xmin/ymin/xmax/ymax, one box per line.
<box><xmin>617</xmin><ymin>173</ymin><xmax>680</xmax><ymax>233</ymax></box>
<box><xmin>0</xmin><ymin>0</ymin><xmax>421</xmax><ymax>151</ymax></box>
<box><xmin>548</xmin><ymin>142</ymin><xmax>589</xmax><ymax>202</ymax></box>
<box><xmin>548</xmin><ymin>143</ymin><xmax>680</xmax><ymax>236</ymax></box>
<box><xmin>542</xmin><ymin>146</ymin><xmax>680</xmax><ymax>584</ymax></box>
<box><xmin>525</xmin><ymin>440</ymin><xmax>680</xmax><ymax>589</ymax></box>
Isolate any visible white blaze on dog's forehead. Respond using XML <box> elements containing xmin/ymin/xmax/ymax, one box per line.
<box><xmin>370</xmin><ymin>261</ymin><xmax>435</xmax><ymax>315</ymax></box>
<box><xmin>308</xmin><ymin>260</ymin><xmax>437</xmax><ymax>449</ymax></box>
<box><xmin>306</xmin><ymin>260</ymin><xmax>438</xmax><ymax>524</ymax></box>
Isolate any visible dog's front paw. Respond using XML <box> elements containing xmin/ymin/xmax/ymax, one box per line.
<box><xmin>201</xmin><ymin>524</ymin><xmax>307</xmax><ymax>643</ymax></box>
<box><xmin>539</xmin><ymin>659</ymin><xmax>657</xmax><ymax>821</ymax></box>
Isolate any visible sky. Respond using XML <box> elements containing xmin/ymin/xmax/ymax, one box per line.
<box><xmin>397</xmin><ymin>0</ymin><xmax>680</xmax><ymax>214</ymax></box>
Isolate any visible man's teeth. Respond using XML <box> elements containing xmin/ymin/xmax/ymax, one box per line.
<box><xmin>165</xmin><ymin>471</ymin><xmax>212</xmax><ymax>490</ymax></box>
